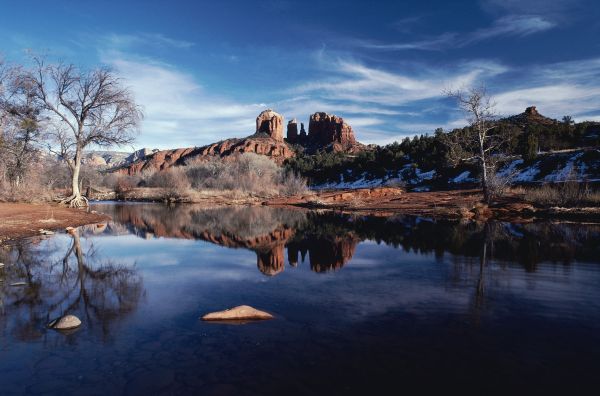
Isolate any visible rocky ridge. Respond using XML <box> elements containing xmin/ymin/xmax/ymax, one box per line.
<box><xmin>113</xmin><ymin>109</ymin><xmax>363</xmax><ymax>175</ymax></box>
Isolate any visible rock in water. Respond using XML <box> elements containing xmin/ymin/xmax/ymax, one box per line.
<box><xmin>202</xmin><ymin>305</ymin><xmax>274</xmax><ymax>321</ymax></box>
<box><xmin>48</xmin><ymin>314</ymin><xmax>82</xmax><ymax>330</ymax></box>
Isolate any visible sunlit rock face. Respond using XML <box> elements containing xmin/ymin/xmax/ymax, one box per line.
<box><xmin>308</xmin><ymin>112</ymin><xmax>357</xmax><ymax>150</ymax></box>
<box><xmin>256</xmin><ymin>109</ymin><xmax>284</xmax><ymax>142</ymax></box>
<box><xmin>286</xmin><ymin>112</ymin><xmax>362</xmax><ymax>152</ymax></box>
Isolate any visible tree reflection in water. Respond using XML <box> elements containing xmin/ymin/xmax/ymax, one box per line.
<box><xmin>0</xmin><ymin>228</ymin><xmax>144</xmax><ymax>342</ymax></box>
<box><xmin>93</xmin><ymin>203</ymin><xmax>600</xmax><ymax>277</ymax></box>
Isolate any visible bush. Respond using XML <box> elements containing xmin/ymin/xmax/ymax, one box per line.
<box><xmin>182</xmin><ymin>153</ymin><xmax>307</xmax><ymax>196</ymax></box>
<box><xmin>522</xmin><ymin>181</ymin><xmax>598</xmax><ymax>207</ymax></box>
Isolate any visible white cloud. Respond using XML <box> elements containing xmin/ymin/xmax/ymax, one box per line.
<box><xmin>102</xmin><ymin>52</ymin><xmax>265</xmax><ymax>149</ymax></box>
<box><xmin>495</xmin><ymin>85</ymin><xmax>600</xmax><ymax>119</ymax></box>
<box><xmin>291</xmin><ymin>59</ymin><xmax>505</xmax><ymax>107</ymax></box>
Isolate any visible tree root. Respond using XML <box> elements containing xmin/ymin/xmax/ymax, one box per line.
<box><xmin>61</xmin><ymin>194</ymin><xmax>89</xmax><ymax>208</ymax></box>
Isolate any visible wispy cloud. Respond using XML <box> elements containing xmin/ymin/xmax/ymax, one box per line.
<box><xmin>102</xmin><ymin>32</ymin><xmax>195</xmax><ymax>50</ymax></box>
<box><xmin>291</xmin><ymin>58</ymin><xmax>506</xmax><ymax>106</ymax></box>
<box><xmin>101</xmin><ymin>51</ymin><xmax>265</xmax><ymax>149</ymax></box>
<box><xmin>358</xmin><ymin>15</ymin><xmax>555</xmax><ymax>51</ymax></box>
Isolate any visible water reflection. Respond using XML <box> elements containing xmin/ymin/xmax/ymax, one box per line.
<box><xmin>1</xmin><ymin>203</ymin><xmax>600</xmax><ymax>394</ymax></box>
<box><xmin>92</xmin><ymin>203</ymin><xmax>600</xmax><ymax>276</ymax></box>
<box><xmin>0</xmin><ymin>229</ymin><xmax>144</xmax><ymax>342</ymax></box>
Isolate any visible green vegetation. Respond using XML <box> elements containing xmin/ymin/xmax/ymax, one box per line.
<box><xmin>285</xmin><ymin>117</ymin><xmax>600</xmax><ymax>186</ymax></box>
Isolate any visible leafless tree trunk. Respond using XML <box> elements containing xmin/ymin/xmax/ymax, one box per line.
<box><xmin>26</xmin><ymin>56</ymin><xmax>143</xmax><ymax>207</ymax></box>
<box><xmin>444</xmin><ymin>86</ymin><xmax>500</xmax><ymax>204</ymax></box>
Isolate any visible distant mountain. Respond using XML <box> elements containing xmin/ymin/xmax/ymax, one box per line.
<box><xmin>82</xmin><ymin>148</ymin><xmax>159</xmax><ymax>168</ymax></box>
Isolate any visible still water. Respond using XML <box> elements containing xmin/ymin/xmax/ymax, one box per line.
<box><xmin>1</xmin><ymin>203</ymin><xmax>600</xmax><ymax>395</ymax></box>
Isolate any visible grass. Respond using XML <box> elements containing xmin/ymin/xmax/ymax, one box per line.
<box><xmin>514</xmin><ymin>182</ymin><xmax>600</xmax><ymax>207</ymax></box>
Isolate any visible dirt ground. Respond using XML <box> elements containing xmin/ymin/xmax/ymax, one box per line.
<box><xmin>0</xmin><ymin>203</ymin><xmax>109</xmax><ymax>242</ymax></box>
<box><xmin>266</xmin><ymin>187</ymin><xmax>600</xmax><ymax>221</ymax></box>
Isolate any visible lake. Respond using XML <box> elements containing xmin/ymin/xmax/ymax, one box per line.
<box><xmin>1</xmin><ymin>202</ymin><xmax>600</xmax><ymax>395</ymax></box>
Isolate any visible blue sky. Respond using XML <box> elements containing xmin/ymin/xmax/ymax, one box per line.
<box><xmin>1</xmin><ymin>0</ymin><xmax>599</xmax><ymax>149</ymax></box>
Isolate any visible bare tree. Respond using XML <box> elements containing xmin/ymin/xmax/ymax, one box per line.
<box><xmin>443</xmin><ymin>86</ymin><xmax>502</xmax><ymax>203</ymax></box>
<box><xmin>27</xmin><ymin>57</ymin><xmax>142</xmax><ymax>207</ymax></box>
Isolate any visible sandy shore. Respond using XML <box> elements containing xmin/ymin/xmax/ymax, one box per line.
<box><xmin>0</xmin><ymin>203</ymin><xmax>110</xmax><ymax>242</ymax></box>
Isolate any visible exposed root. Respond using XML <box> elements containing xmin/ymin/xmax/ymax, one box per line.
<box><xmin>61</xmin><ymin>194</ymin><xmax>89</xmax><ymax>208</ymax></box>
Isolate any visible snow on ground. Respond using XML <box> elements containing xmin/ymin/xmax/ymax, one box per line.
<box><xmin>543</xmin><ymin>152</ymin><xmax>584</xmax><ymax>182</ymax></box>
<box><xmin>497</xmin><ymin>159</ymin><xmax>524</xmax><ymax>178</ymax></box>
<box><xmin>415</xmin><ymin>169</ymin><xmax>436</xmax><ymax>181</ymax></box>
<box><xmin>315</xmin><ymin>174</ymin><xmax>385</xmax><ymax>189</ymax></box>
<box><xmin>450</xmin><ymin>171</ymin><xmax>474</xmax><ymax>183</ymax></box>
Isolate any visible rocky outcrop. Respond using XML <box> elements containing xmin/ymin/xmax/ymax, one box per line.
<box><xmin>256</xmin><ymin>109</ymin><xmax>284</xmax><ymax>141</ymax></box>
<box><xmin>113</xmin><ymin>109</ymin><xmax>363</xmax><ymax>175</ymax></box>
<box><xmin>309</xmin><ymin>112</ymin><xmax>357</xmax><ymax>149</ymax></box>
<box><xmin>287</xmin><ymin>119</ymin><xmax>298</xmax><ymax>143</ymax></box>
<box><xmin>118</xmin><ymin>147</ymin><xmax>197</xmax><ymax>175</ymax></box>
<box><xmin>286</xmin><ymin>112</ymin><xmax>362</xmax><ymax>152</ymax></box>
<box><xmin>116</xmin><ymin>136</ymin><xmax>294</xmax><ymax>175</ymax></box>
<box><xmin>506</xmin><ymin>106</ymin><xmax>557</xmax><ymax>127</ymax></box>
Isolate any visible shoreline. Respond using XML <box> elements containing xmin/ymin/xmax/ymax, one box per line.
<box><xmin>0</xmin><ymin>203</ymin><xmax>110</xmax><ymax>243</ymax></box>
<box><xmin>2</xmin><ymin>186</ymin><xmax>599</xmax><ymax>243</ymax></box>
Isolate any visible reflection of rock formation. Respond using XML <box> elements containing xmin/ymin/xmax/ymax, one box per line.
<box><xmin>88</xmin><ymin>203</ymin><xmax>600</xmax><ymax>278</ymax></box>
<box><xmin>288</xmin><ymin>235</ymin><xmax>360</xmax><ymax>273</ymax></box>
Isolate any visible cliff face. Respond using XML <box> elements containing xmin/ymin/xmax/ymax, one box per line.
<box><xmin>256</xmin><ymin>109</ymin><xmax>284</xmax><ymax>142</ymax></box>
<box><xmin>287</xmin><ymin>111</ymin><xmax>362</xmax><ymax>153</ymax></box>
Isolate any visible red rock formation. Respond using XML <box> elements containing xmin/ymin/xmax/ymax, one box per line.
<box><xmin>116</xmin><ymin>136</ymin><xmax>294</xmax><ymax>175</ymax></box>
<box><xmin>120</xmin><ymin>147</ymin><xmax>197</xmax><ymax>175</ymax></box>
<box><xmin>256</xmin><ymin>109</ymin><xmax>284</xmax><ymax>142</ymax></box>
<box><xmin>112</xmin><ymin>109</ymin><xmax>365</xmax><ymax>176</ymax></box>
<box><xmin>286</xmin><ymin>119</ymin><xmax>298</xmax><ymax>143</ymax></box>
<box><xmin>306</xmin><ymin>112</ymin><xmax>361</xmax><ymax>152</ymax></box>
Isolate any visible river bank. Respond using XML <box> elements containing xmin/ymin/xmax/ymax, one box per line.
<box><xmin>91</xmin><ymin>186</ymin><xmax>600</xmax><ymax>221</ymax></box>
<box><xmin>0</xmin><ymin>203</ymin><xmax>109</xmax><ymax>243</ymax></box>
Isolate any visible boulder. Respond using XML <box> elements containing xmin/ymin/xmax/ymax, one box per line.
<box><xmin>48</xmin><ymin>314</ymin><xmax>82</xmax><ymax>330</ymax></box>
<box><xmin>202</xmin><ymin>305</ymin><xmax>274</xmax><ymax>321</ymax></box>
<box><xmin>256</xmin><ymin>109</ymin><xmax>284</xmax><ymax>141</ymax></box>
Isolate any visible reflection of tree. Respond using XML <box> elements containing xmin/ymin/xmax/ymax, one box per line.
<box><xmin>0</xmin><ymin>232</ymin><xmax>143</xmax><ymax>342</ymax></box>
<box><xmin>57</xmin><ymin>232</ymin><xmax>144</xmax><ymax>338</ymax></box>
<box><xmin>89</xmin><ymin>202</ymin><xmax>600</xmax><ymax>276</ymax></box>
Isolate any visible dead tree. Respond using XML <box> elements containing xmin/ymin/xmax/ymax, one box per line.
<box><xmin>27</xmin><ymin>57</ymin><xmax>142</xmax><ymax>207</ymax></box>
<box><xmin>444</xmin><ymin>86</ymin><xmax>502</xmax><ymax>204</ymax></box>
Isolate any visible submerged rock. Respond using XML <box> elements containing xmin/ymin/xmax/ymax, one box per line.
<box><xmin>39</xmin><ymin>229</ymin><xmax>54</xmax><ymax>235</ymax></box>
<box><xmin>48</xmin><ymin>314</ymin><xmax>82</xmax><ymax>330</ymax></box>
<box><xmin>10</xmin><ymin>282</ymin><xmax>26</xmax><ymax>286</ymax></box>
<box><xmin>202</xmin><ymin>305</ymin><xmax>274</xmax><ymax>321</ymax></box>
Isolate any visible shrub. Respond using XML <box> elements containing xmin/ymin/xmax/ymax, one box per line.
<box><xmin>182</xmin><ymin>153</ymin><xmax>307</xmax><ymax>196</ymax></box>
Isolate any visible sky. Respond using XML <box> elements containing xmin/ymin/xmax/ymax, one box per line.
<box><xmin>1</xmin><ymin>0</ymin><xmax>599</xmax><ymax>149</ymax></box>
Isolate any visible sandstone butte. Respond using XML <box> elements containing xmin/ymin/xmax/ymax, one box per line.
<box><xmin>113</xmin><ymin>109</ymin><xmax>364</xmax><ymax>176</ymax></box>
